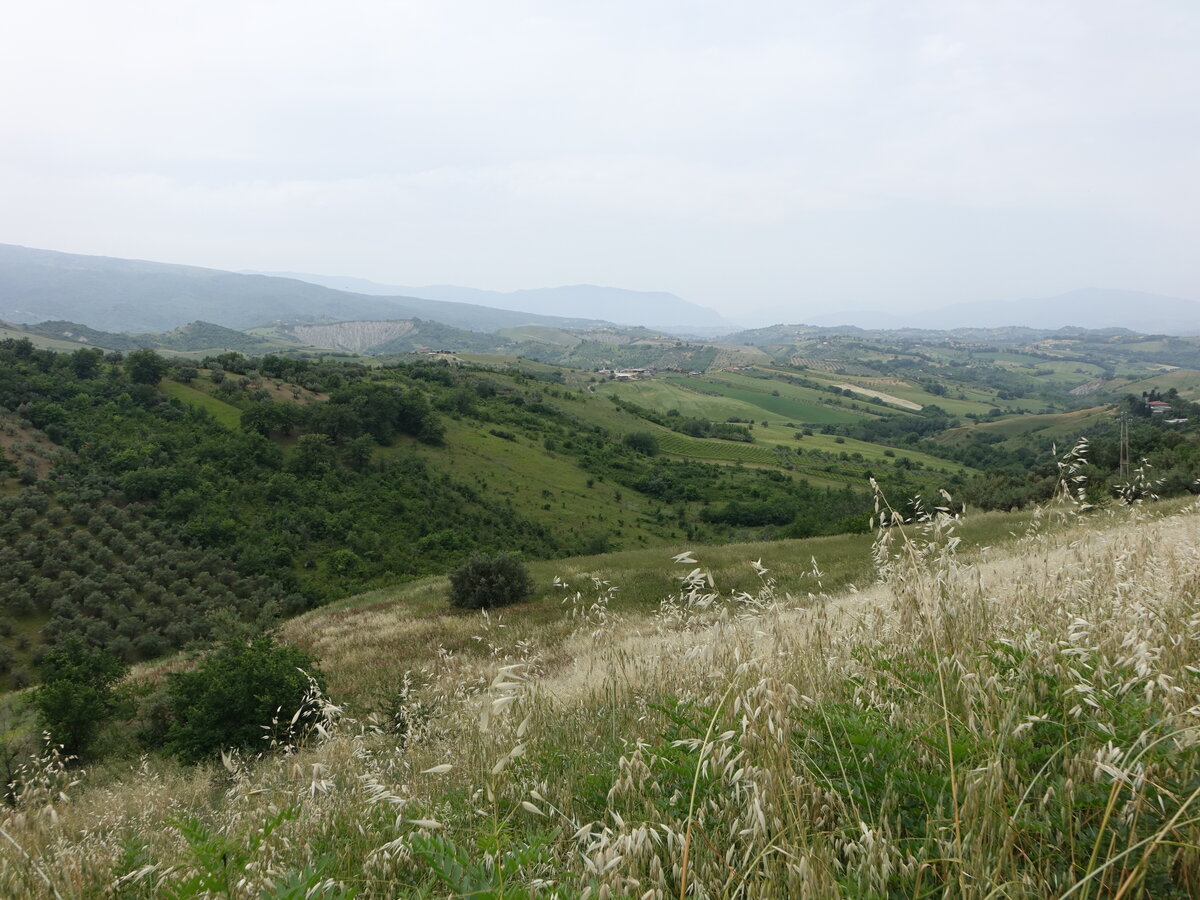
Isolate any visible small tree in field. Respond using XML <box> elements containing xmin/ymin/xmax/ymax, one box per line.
<box><xmin>448</xmin><ymin>553</ymin><xmax>534</xmax><ymax>610</ymax></box>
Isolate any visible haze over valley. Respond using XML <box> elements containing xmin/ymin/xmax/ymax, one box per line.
<box><xmin>4</xmin><ymin>242</ymin><xmax>1200</xmax><ymax>340</ymax></box>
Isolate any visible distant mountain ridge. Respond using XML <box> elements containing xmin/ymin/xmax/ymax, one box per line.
<box><xmin>256</xmin><ymin>271</ymin><xmax>731</xmax><ymax>333</ymax></box>
<box><xmin>0</xmin><ymin>244</ymin><xmax>618</xmax><ymax>335</ymax></box>
<box><xmin>722</xmin><ymin>321</ymin><xmax>1152</xmax><ymax>348</ymax></box>
<box><xmin>919</xmin><ymin>288</ymin><xmax>1200</xmax><ymax>334</ymax></box>
<box><xmin>768</xmin><ymin>288</ymin><xmax>1200</xmax><ymax>334</ymax></box>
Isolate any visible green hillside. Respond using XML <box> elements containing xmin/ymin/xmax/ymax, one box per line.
<box><xmin>1109</xmin><ymin>368</ymin><xmax>1200</xmax><ymax>399</ymax></box>
<box><xmin>596</xmin><ymin>375</ymin><xmax>875</xmax><ymax>425</ymax></box>
<box><xmin>0</xmin><ymin>321</ymin><xmax>101</xmax><ymax>352</ymax></box>
<box><xmin>20</xmin><ymin>319</ymin><xmax>308</xmax><ymax>356</ymax></box>
<box><xmin>6</xmin><ymin>332</ymin><xmax>1200</xmax><ymax>898</ymax></box>
<box><xmin>7</xmin><ymin>342</ymin><xmax>961</xmax><ymax>680</ymax></box>
<box><xmin>8</xmin><ymin>330</ymin><xmax>1200</xmax><ymax>696</ymax></box>
<box><xmin>159</xmin><ymin>379</ymin><xmax>244</xmax><ymax>429</ymax></box>
<box><xmin>496</xmin><ymin>324</ymin><xmax>583</xmax><ymax>347</ymax></box>
<box><xmin>937</xmin><ymin>405</ymin><xmax>1115</xmax><ymax>447</ymax></box>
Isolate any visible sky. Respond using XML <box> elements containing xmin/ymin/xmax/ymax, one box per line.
<box><xmin>1</xmin><ymin>0</ymin><xmax>1198</xmax><ymax>324</ymax></box>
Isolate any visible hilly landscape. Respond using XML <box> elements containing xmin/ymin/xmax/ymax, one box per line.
<box><xmin>774</xmin><ymin>288</ymin><xmax>1200</xmax><ymax>334</ymax></box>
<box><xmin>7</xmin><ymin>0</ymin><xmax>1200</xmax><ymax>892</ymax></box>
<box><xmin>5</xmin><ymin>249</ymin><xmax>1200</xmax><ymax>897</ymax></box>
<box><xmin>0</xmin><ymin>244</ymin><xmax>618</xmax><ymax>334</ymax></box>
<box><xmin>257</xmin><ymin>272</ymin><xmax>733</xmax><ymax>334</ymax></box>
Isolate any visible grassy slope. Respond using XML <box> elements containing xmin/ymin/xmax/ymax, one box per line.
<box><xmin>9</xmin><ymin>500</ymin><xmax>1199</xmax><ymax>897</ymax></box>
<box><xmin>1111</xmin><ymin>368</ymin><xmax>1200</xmax><ymax>399</ymax></box>
<box><xmin>667</xmin><ymin>373</ymin><xmax>882</xmax><ymax>423</ymax></box>
<box><xmin>798</xmin><ymin>366</ymin><xmax>1046</xmax><ymax>416</ymax></box>
<box><xmin>583</xmin><ymin>375</ymin><xmax>970</xmax><ymax>479</ymax></box>
<box><xmin>563</xmin><ymin>378</ymin><xmax>971</xmax><ymax>481</ymax></box>
<box><xmin>0</xmin><ymin>323</ymin><xmax>93</xmax><ymax>352</ymax></box>
<box><xmin>159</xmin><ymin>379</ymin><xmax>243</xmax><ymax>429</ymax></box>
<box><xmin>595</xmin><ymin>377</ymin><xmax>871</xmax><ymax>425</ymax></box>
<box><xmin>402</xmin><ymin>418</ymin><xmax>673</xmax><ymax>552</ymax></box>
<box><xmin>936</xmin><ymin>405</ymin><xmax>1113</xmax><ymax>447</ymax></box>
<box><xmin>282</xmin><ymin>502</ymin><xmax>1043</xmax><ymax>700</ymax></box>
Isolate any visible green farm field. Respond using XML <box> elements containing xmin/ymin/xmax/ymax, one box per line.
<box><xmin>596</xmin><ymin>376</ymin><xmax>871</xmax><ymax>425</ymax></box>
<box><xmin>702</xmin><ymin>370</ymin><xmax>904</xmax><ymax>415</ymax></box>
<box><xmin>159</xmin><ymin>379</ymin><xmax>243</xmax><ymax>429</ymax></box>
<box><xmin>936</xmin><ymin>404</ymin><xmax>1114</xmax><ymax>447</ymax></box>
<box><xmin>592</xmin><ymin>378</ymin><xmax>755</xmax><ymax>421</ymax></box>
<box><xmin>790</xmin><ymin>366</ymin><xmax>1045</xmax><ymax>416</ymax></box>
<box><xmin>758</xmin><ymin>424</ymin><xmax>974</xmax><ymax>473</ymax></box>
<box><xmin>669</xmin><ymin>374</ymin><xmax>882</xmax><ymax>423</ymax></box>
<box><xmin>653</xmin><ymin>429</ymin><xmax>780</xmax><ymax>465</ymax></box>
<box><xmin>1112</xmin><ymin>368</ymin><xmax>1200</xmax><ymax>399</ymax></box>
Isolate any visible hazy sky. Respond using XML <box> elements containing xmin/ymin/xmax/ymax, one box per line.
<box><xmin>2</xmin><ymin>1</ymin><xmax>1197</xmax><ymax>322</ymax></box>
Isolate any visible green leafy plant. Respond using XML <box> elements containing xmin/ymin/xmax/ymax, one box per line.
<box><xmin>32</xmin><ymin>637</ymin><xmax>127</xmax><ymax>757</ymax></box>
<box><xmin>447</xmin><ymin>553</ymin><xmax>534</xmax><ymax>610</ymax></box>
<box><xmin>160</xmin><ymin>636</ymin><xmax>325</xmax><ymax>763</ymax></box>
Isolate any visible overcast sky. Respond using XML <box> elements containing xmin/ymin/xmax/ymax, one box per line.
<box><xmin>1</xmin><ymin>1</ymin><xmax>1197</xmax><ymax>323</ymax></box>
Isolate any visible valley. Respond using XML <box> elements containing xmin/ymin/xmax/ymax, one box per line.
<box><xmin>5</xmin><ymin>248</ymin><xmax>1200</xmax><ymax>897</ymax></box>
<box><xmin>7</xmin><ymin>310</ymin><xmax>1200</xmax><ymax>686</ymax></box>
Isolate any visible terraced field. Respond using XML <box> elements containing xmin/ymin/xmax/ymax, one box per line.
<box><xmin>654</xmin><ymin>430</ymin><xmax>779</xmax><ymax>464</ymax></box>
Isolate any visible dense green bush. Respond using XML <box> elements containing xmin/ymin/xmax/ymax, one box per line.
<box><xmin>448</xmin><ymin>553</ymin><xmax>534</xmax><ymax>610</ymax></box>
<box><xmin>123</xmin><ymin>348</ymin><xmax>170</xmax><ymax>385</ymax></box>
<box><xmin>32</xmin><ymin>638</ymin><xmax>127</xmax><ymax>757</ymax></box>
<box><xmin>160</xmin><ymin>636</ymin><xmax>324</xmax><ymax>763</ymax></box>
<box><xmin>622</xmin><ymin>431</ymin><xmax>660</xmax><ymax>456</ymax></box>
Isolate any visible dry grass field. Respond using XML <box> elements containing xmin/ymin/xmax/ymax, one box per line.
<box><xmin>3</xmin><ymin>491</ymin><xmax>1199</xmax><ymax>898</ymax></box>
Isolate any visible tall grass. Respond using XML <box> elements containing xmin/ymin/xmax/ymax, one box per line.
<box><xmin>3</xmin><ymin>488</ymin><xmax>1200</xmax><ymax>897</ymax></box>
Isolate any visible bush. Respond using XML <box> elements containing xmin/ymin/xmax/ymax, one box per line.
<box><xmin>448</xmin><ymin>553</ymin><xmax>534</xmax><ymax>610</ymax></box>
<box><xmin>32</xmin><ymin>638</ymin><xmax>127</xmax><ymax>758</ymax></box>
<box><xmin>623</xmin><ymin>432</ymin><xmax>660</xmax><ymax>456</ymax></box>
<box><xmin>160</xmin><ymin>636</ymin><xmax>324</xmax><ymax>763</ymax></box>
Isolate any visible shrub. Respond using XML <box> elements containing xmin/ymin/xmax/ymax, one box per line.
<box><xmin>448</xmin><ymin>553</ymin><xmax>534</xmax><ymax>610</ymax></box>
<box><xmin>160</xmin><ymin>636</ymin><xmax>324</xmax><ymax>763</ymax></box>
<box><xmin>32</xmin><ymin>638</ymin><xmax>127</xmax><ymax>758</ymax></box>
<box><xmin>623</xmin><ymin>431</ymin><xmax>660</xmax><ymax>456</ymax></box>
